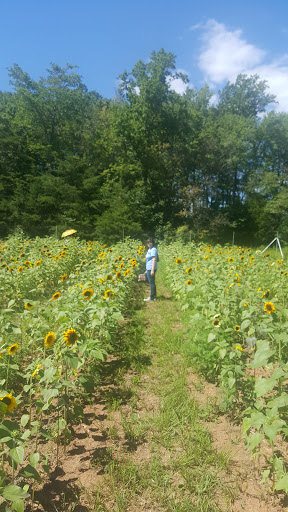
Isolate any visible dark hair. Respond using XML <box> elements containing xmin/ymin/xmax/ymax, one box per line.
<box><xmin>146</xmin><ymin>237</ymin><xmax>154</xmax><ymax>245</ymax></box>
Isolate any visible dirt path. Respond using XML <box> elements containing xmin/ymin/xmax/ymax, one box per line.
<box><xmin>30</xmin><ymin>273</ymin><xmax>287</xmax><ymax>511</ymax></box>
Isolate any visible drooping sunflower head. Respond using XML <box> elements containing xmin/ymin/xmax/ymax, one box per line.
<box><xmin>81</xmin><ymin>289</ymin><xmax>93</xmax><ymax>300</ymax></box>
<box><xmin>64</xmin><ymin>328</ymin><xmax>78</xmax><ymax>346</ymax></box>
<box><xmin>31</xmin><ymin>364</ymin><xmax>42</xmax><ymax>378</ymax></box>
<box><xmin>44</xmin><ymin>332</ymin><xmax>55</xmax><ymax>348</ymax></box>
<box><xmin>25</xmin><ymin>302</ymin><xmax>34</xmax><ymax>310</ymax></box>
<box><xmin>261</xmin><ymin>289</ymin><xmax>270</xmax><ymax>299</ymax></box>
<box><xmin>61</xmin><ymin>274</ymin><xmax>68</xmax><ymax>282</ymax></box>
<box><xmin>264</xmin><ymin>302</ymin><xmax>276</xmax><ymax>314</ymax></box>
<box><xmin>52</xmin><ymin>292</ymin><xmax>61</xmax><ymax>300</ymax></box>
<box><xmin>0</xmin><ymin>393</ymin><xmax>17</xmax><ymax>413</ymax></box>
<box><xmin>8</xmin><ymin>343</ymin><xmax>19</xmax><ymax>355</ymax></box>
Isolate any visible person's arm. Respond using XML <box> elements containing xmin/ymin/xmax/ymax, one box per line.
<box><xmin>151</xmin><ymin>256</ymin><xmax>156</xmax><ymax>276</ymax></box>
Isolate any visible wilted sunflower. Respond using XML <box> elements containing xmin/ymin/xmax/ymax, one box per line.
<box><xmin>104</xmin><ymin>289</ymin><xmax>114</xmax><ymax>299</ymax></box>
<box><xmin>212</xmin><ymin>318</ymin><xmax>221</xmax><ymax>328</ymax></box>
<box><xmin>186</xmin><ymin>280</ymin><xmax>192</xmax><ymax>285</ymax></box>
<box><xmin>44</xmin><ymin>332</ymin><xmax>55</xmax><ymax>348</ymax></box>
<box><xmin>0</xmin><ymin>393</ymin><xmax>17</xmax><ymax>413</ymax></box>
<box><xmin>52</xmin><ymin>292</ymin><xmax>61</xmax><ymax>300</ymax></box>
<box><xmin>81</xmin><ymin>289</ymin><xmax>93</xmax><ymax>300</ymax></box>
<box><xmin>8</xmin><ymin>343</ymin><xmax>19</xmax><ymax>355</ymax></box>
<box><xmin>64</xmin><ymin>328</ymin><xmax>78</xmax><ymax>346</ymax></box>
<box><xmin>185</xmin><ymin>267</ymin><xmax>192</xmax><ymax>274</ymax></box>
<box><xmin>234</xmin><ymin>325</ymin><xmax>241</xmax><ymax>332</ymax></box>
<box><xmin>261</xmin><ymin>290</ymin><xmax>270</xmax><ymax>299</ymax></box>
<box><xmin>61</xmin><ymin>274</ymin><xmax>68</xmax><ymax>282</ymax></box>
<box><xmin>24</xmin><ymin>302</ymin><xmax>34</xmax><ymax>310</ymax></box>
<box><xmin>264</xmin><ymin>302</ymin><xmax>276</xmax><ymax>314</ymax></box>
<box><xmin>31</xmin><ymin>364</ymin><xmax>42</xmax><ymax>378</ymax></box>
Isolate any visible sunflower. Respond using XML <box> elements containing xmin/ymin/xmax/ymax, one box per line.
<box><xmin>35</xmin><ymin>259</ymin><xmax>42</xmax><ymax>267</ymax></box>
<box><xmin>185</xmin><ymin>267</ymin><xmax>192</xmax><ymax>274</ymax></box>
<box><xmin>264</xmin><ymin>253</ymin><xmax>270</xmax><ymax>258</ymax></box>
<box><xmin>235</xmin><ymin>345</ymin><xmax>243</xmax><ymax>352</ymax></box>
<box><xmin>64</xmin><ymin>328</ymin><xmax>78</xmax><ymax>346</ymax></box>
<box><xmin>124</xmin><ymin>269</ymin><xmax>130</xmax><ymax>276</ymax></box>
<box><xmin>7</xmin><ymin>343</ymin><xmax>19</xmax><ymax>355</ymax></box>
<box><xmin>264</xmin><ymin>302</ymin><xmax>276</xmax><ymax>314</ymax></box>
<box><xmin>0</xmin><ymin>393</ymin><xmax>17</xmax><ymax>413</ymax></box>
<box><xmin>228</xmin><ymin>257</ymin><xmax>234</xmax><ymax>262</ymax></box>
<box><xmin>44</xmin><ymin>332</ymin><xmax>55</xmax><ymax>348</ymax></box>
<box><xmin>261</xmin><ymin>290</ymin><xmax>270</xmax><ymax>299</ymax></box>
<box><xmin>106</xmin><ymin>274</ymin><xmax>113</xmax><ymax>281</ymax></box>
<box><xmin>81</xmin><ymin>289</ymin><xmax>93</xmax><ymax>300</ymax></box>
<box><xmin>104</xmin><ymin>289</ymin><xmax>114</xmax><ymax>299</ymax></box>
<box><xmin>212</xmin><ymin>318</ymin><xmax>221</xmax><ymax>328</ymax></box>
<box><xmin>24</xmin><ymin>302</ymin><xmax>34</xmax><ymax>310</ymax></box>
<box><xmin>52</xmin><ymin>292</ymin><xmax>61</xmax><ymax>300</ymax></box>
<box><xmin>234</xmin><ymin>325</ymin><xmax>241</xmax><ymax>332</ymax></box>
<box><xmin>18</xmin><ymin>266</ymin><xmax>24</xmax><ymax>273</ymax></box>
<box><xmin>31</xmin><ymin>364</ymin><xmax>42</xmax><ymax>378</ymax></box>
<box><xmin>176</xmin><ymin>258</ymin><xmax>182</xmax><ymax>264</ymax></box>
<box><xmin>116</xmin><ymin>271</ymin><xmax>122</xmax><ymax>280</ymax></box>
<box><xmin>61</xmin><ymin>274</ymin><xmax>68</xmax><ymax>282</ymax></box>
<box><xmin>186</xmin><ymin>280</ymin><xmax>192</xmax><ymax>285</ymax></box>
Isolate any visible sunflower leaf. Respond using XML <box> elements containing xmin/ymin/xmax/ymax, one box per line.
<box><xmin>2</xmin><ymin>485</ymin><xmax>29</xmax><ymax>502</ymax></box>
<box><xmin>10</xmin><ymin>446</ymin><xmax>24</xmax><ymax>465</ymax></box>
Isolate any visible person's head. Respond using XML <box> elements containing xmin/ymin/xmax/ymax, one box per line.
<box><xmin>146</xmin><ymin>237</ymin><xmax>154</xmax><ymax>248</ymax></box>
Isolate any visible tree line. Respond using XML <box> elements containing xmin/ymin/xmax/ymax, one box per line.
<box><xmin>0</xmin><ymin>49</ymin><xmax>287</xmax><ymax>245</ymax></box>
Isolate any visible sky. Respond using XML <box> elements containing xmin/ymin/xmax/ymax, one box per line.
<box><xmin>1</xmin><ymin>0</ymin><xmax>288</xmax><ymax>111</ymax></box>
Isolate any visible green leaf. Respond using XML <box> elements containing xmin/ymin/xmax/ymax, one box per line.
<box><xmin>29</xmin><ymin>452</ymin><xmax>40</xmax><ymax>468</ymax></box>
<box><xmin>42</xmin><ymin>388</ymin><xmax>59</xmax><ymax>403</ymax></box>
<box><xmin>208</xmin><ymin>333</ymin><xmax>216</xmax><ymax>343</ymax></box>
<box><xmin>2</xmin><ymin>485</ymin><xmax>29</xmax><ymax>502</ymax></box>
<box><xmin>240</xmin><ymin>319</ymin><xmax>251</xmax><ymax>330</ymax></box>
<box><xmin>228</xmin><ymin>377</ymin><xmax>236</xmax><ymax>389</ymax></box>
<box><xmin>263</xmin><ymin>420</ymin><xmax>284</xmax><ymax>444</ymax></box>
<box><xmin>20</xmin><ymin>415</ymin><xmax>29</xmax><ymax>428</ymax></box>
<box><xmin>12</xmin><ymin>500</ymin><xmax>25</xmax><ymax>512</ymax></box>
<box><xmin>275</xmin><ymin>474</ymin><xmax>288</xmax><ymax>492</ymax></box>
<box><xmin>10</xmin><ymin>446</ymin><xmax>24</xmax><ymax>465</ymax></box>
<box><xmin>249</xmin><ymin>342</ymin><xmax>275</xmax><ymax>369</ymax></box>
<box><xmin>246</xmin><ymin>432</ymin><xmax>263</xmax><ymax>451</ymax></box>
<box><xmin>19</xmin><ymin>464</ymin><xmax>41</xmax><ymax>483</ymax></box>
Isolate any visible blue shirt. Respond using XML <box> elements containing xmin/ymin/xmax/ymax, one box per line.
<box><xmin>146</xmin><ymin>247</ymin><xmax>158</xmax><ymax>270</ymax></box>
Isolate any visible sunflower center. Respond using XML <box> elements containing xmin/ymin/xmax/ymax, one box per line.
<box><xmin>2</xmin><ymin>397</ymin><xmax>11</xmax><ymax>406</ymax></box>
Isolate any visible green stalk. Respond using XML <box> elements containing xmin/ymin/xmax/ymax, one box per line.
<box><xmin>6</xmin><ymin>356</ymin><xmax>10</xmax><ymax>391</ymax></box>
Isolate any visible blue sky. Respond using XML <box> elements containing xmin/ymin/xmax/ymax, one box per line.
<box><xmin>1</xmin><ymin>0</ymin><xmax>288</xmax><ymax>111</ymax></box>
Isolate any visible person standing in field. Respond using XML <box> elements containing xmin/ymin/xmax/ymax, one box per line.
<box><xmin>144</xmin><ymin>237</ymin><xmax>158</xmax><ymax>302</ymax></box>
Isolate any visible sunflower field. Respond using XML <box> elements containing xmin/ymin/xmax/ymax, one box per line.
<box><xmin>161</xmin><ymin>241</ymin><xmax>288</xmax><ymax>492</ymax></box>
<box><xmin>0</xmin><ymin>233</ymin><xmax>144</xmax><ymax>511</ymax></box>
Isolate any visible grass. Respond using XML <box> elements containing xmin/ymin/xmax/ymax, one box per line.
<box><xmin>85</xmin><ymin>269</ymin><xmax>234</xmax><ymax>511</ymax></box>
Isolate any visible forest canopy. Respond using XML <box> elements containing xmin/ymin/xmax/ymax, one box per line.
<box><xmin>0</xmin><ymin>49</ymin><xmax>286</xmax><ymax>245</ymax></box>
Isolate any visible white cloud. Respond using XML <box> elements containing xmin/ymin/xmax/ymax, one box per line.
<box><xmin>198</xmin><ymin>20</ymin><xmax>265</xmax><ymax>82</ymax></box>
<box><xmin>167</xmin><ymin>68</ymin><xmax>192</xmax><ymax>95</ymax></box>
<box><xmin>197</xmin><ymin>19</ymin><xmax>288</xmax><ymax>112</ymax></box>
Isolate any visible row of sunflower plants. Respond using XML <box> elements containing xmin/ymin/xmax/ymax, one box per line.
<box><xmin>0</xmin><ymin>233</ymin><xmax>145</xmax><ymax>511</ymax></box>
<box><xmin>161</xmin><ymin>241</ymin><xmax>288</xmax><ymax>494</ymax></box>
